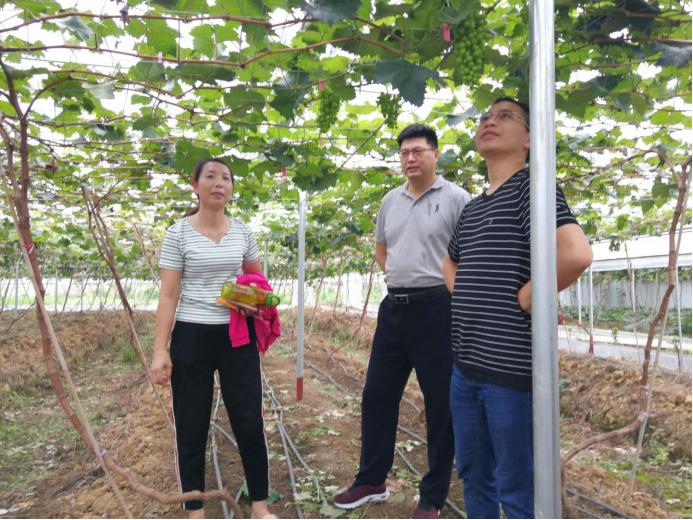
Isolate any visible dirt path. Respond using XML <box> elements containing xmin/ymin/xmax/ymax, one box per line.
<box><xmin>0</xmin><ymin>310</ymin><xmax>690</xmax><ymax>518</ymax></box>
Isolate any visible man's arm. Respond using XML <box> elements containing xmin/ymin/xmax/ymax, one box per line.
<box><xmin>375</xmin><ymin>241</ymin><xmax>387</xmax><ymax>272</ymax></box>
<box><xmin>556</xmin><ymin>223</ymin><xmax>593</xmax><ymax>290</ymax></box>
<box><xmin>517</xmin><ymin>223</ymin><xmax>592</xmax><ymax>312</ymax></box>
<box><xmin>442</xmin><ymin>253</ymin><xmax>457</xmax><ymax>293</ymax></box>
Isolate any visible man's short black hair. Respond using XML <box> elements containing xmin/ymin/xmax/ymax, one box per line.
<box><xmin>396</xmin><ymin>124</ymin><xmax>438</xmax><ymax>149</ymax></box>
<box><xmin>493</xmin><ymin>96</ymin><xmax>530</xmax><ymax>128</ymax></box>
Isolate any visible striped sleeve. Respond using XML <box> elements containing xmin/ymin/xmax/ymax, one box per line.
<box><xmin>159</xmin><ymin>222</ymin><xmax>183</xmax><ymax>270</ymax></box>
<box><xmin>556</xmin><ymin>185</ymin><xmax>578</xmax><ymax>228</ymax></box>
<box><xmin>518</xmin><ymin>177</ymin><xmax>531</xmax><ymax>236</ymax></box>
<box><xmin>242</xmin><ymin>222</ymin><xmax>260</xmax><ymax>262</ymax></box>
<box><xmin>517</xmin><ymin>178</ymin><xmax>578</xmax><ymax>234</ymax></box>
<box><xmin>447</xmin><ymin>208</ymin><xmax>464</xmax><ymax>263</ymax></box>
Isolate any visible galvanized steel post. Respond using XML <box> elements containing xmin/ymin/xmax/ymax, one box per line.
<box><xmin>296</xmin><ymin>191</ymin><xmax>306</xmax><ymax>401</ymax></box>
<box><xmin>529</xmin><ymin>0</ymin><xmax>562</xmax><ymax>516</ymax></box>
<box><xmin>14</xmin><ymin>258</ymin><xmax>19</xmax><ymax>315</ymax></box>
<box><xmin>589</xmin><ymin>265</ymin><xmax>594</xmax><ymax>340</ymax></box>
<box><xmin>263</xmin><ymin>238</ymin><xmax>269</xmax><ymax>278</ymax></box>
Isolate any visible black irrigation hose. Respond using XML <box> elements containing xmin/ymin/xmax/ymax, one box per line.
<box><xmin>262</xmin><ymin>373</ymin><xmax>303</xmax><ymax>519</ymax></box>
<box><xmin>396</xmin><ymin>424</ymin><xmax>427</xmax><ymax>445</ymax></box>
<box><xmin>211</xmin><ymin>417</ymin><xmax>272</xmax><ymax>520</ymax></box>
<box><xmin>307</xmin><ymin>341</ymin><xmax>424</xmax><ymax>414</ymax></box>
<box><xmin>211</xmin><ymin>432</ymin><xmax>230</xmax><ymax>519</ymax></box>
<box><xmin>306</xmin><ymin>359</ymin><xmax>426</xmax><ymax>443</ymax></box>
<box><xmin>566</xmin><ymin>487</ymin><xmax>633</xmax><ymax>519</ymax></box>
<box><xmin>571</xmin><ymin>504</ymin><xmax>596</xmax><ymax>518</ymax></box>
<box><xmin>212</xmin><ymin>421</ymin><xmax>239</xmax><ymax>448</ymax></box>
<box><xmin>307</xmin><ymin>355</ymin><xmax>637</xmax><ymax>520</ymax></box>
<box><xmin>305</xmin><ymin>359</ymin><xmax>468</xmax><ymax>517</ymax></box>
<box><xmin>211</xmin><ymin>425</ymin><xmax>264</xmax><ymax>520</ymax></box>
<box><xmin>394</xmin><ymin>448</ymin><xmax>466</xmax><ymax>518</ymax></box>
<box><xmin>263</xmin><ymin>371</ymin><xmax>340</xmax><ymax>514</ymax></box>
<box><xmin>210</xmin><ymin>380</ymin><xmax>234</xmax><ymax>519</ymax></box>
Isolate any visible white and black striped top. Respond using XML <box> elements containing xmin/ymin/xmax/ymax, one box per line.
<box><xmin>159</xmin><ymin>217</ymin><xmax>260</xmax><ymax>324</ymax></box>
<box><xmin>447</xmin><ymin>168</ymin><xmax>578</xmax><ymax>390</ymax></box>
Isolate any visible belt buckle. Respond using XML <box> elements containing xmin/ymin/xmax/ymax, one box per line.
<box><xmin>394</xmin><ymin>294</ymin><xmax>409</xmax><ymax>304</ymax></box>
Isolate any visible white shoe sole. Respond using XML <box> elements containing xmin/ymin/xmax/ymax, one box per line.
<box><xmin>333</xmin><ymin>490</ymin><xmax>390</xmax><ymax>509</ymax></box>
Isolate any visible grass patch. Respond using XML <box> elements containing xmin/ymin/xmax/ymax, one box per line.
<box><xmin>0</xmin><ymin>391</ymin><xmax>80</xmax><ymax>493</ymax></box>
<box><xmin>597</xmin><ymin>455</ymin><xmax>692</xmax><ymax>517</ymax></box>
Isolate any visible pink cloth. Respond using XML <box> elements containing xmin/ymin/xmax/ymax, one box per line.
<box><xmin>228</xmin><ymin>272</ymin><xmax>281</xmax><ymax>353</ymax></box>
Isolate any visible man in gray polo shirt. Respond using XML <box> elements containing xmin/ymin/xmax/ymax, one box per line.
<box><xmin>333</xmin><ymin>124</ymin><xmax>470</xmax><ymax>518</ymax></box>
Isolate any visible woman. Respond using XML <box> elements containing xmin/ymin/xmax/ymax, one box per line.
<box><xmin>150</xmin><ymin>157</ymin><xmax>276</xmax><ymax>519</ymax></box>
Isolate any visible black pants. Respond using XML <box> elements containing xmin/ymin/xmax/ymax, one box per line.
<box><xmin>355</xmin><ymin>286</ymin><xmax>455</xmax><ymax>509</ymax></box>
<box><xmin>170</xmin><ymin>320</ymin><xmax>269</xmax><ymax>510</ymax></box>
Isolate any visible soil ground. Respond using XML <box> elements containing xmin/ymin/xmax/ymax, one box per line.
<box><xmin>0</xmin><ymin>309</ymin><xmax>690</xmax><ymax>519</ymax></box>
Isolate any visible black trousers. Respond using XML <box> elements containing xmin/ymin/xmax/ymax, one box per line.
<box><xmin>355</xmin><ymin>286</ymin><xmax>455</xmax><ymax>509</ymax></box>
<box><xmin>170</xmin><ymin>320</ymin><xmax>269</xmax><ymax>510</ymax></box>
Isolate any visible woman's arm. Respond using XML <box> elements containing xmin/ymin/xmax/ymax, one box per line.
<box><xmin>243</xmin><ymin>258</ymin><xmax>263</xmax><ymax>274</ymax></box>
<box><xmin>151</xmin><ymin>268</ymin><xmax>182</xmax><ymax>385</ymax></box>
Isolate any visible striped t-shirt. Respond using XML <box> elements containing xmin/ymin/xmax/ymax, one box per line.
<box><xmin>159</xmin><ymin>217</ymin><xmax>260</xmax><ymax>324</ymax></box>
<box><xmin>447</xmin><ymin>168</ymin><xmax>578</xmax><ymax>390</ymax></box>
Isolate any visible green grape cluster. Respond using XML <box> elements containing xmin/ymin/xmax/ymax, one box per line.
<box><xmin>378</xmin><ymin>93</ymin><xmax>401</xmax><ymax>130</ymax></box>
<box><xmin>316</xmin><ymin>88</ymin><xmax>340</xmax><ymax>134</ymax></box>
<box><xmin>454</xmin><ymin>12</ymin><xmax>487</xmax><ymax>86</ymax></box>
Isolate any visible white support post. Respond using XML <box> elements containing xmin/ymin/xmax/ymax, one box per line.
<box><xmin>589</xmin><ymin>265</ymin><xmax>594</xmax><ymax>341</ymax></box>
<box><xmin>54</xmin><ymin>263</ymin><xmax>59</xmax><ymax>313</ymax></box>
<box><xmin>296</xmin><ymin>191</ymin><xmax>306</xmax><ymax>402</ymax></box>
<box><xmin>530</xmin><ymin>0</ymin><xmax>561</xmax><ymax>516</ymax></box>
<box><xmin>630</xmin><ymin>270</ymin><xmax>636</xmax><ymax>316</ymax></box>
<box><xmin>263</xmin><ymin>239</ymin><xmax>269</xmax><ymax>278</ymax></box>
<box><xmin>80</xmin><ymin>272</ymin><xmax>86</xmax><ymax>313</ymax></box>
<box><xmin>14</xmin><ymin>258</ymin><xmax>20</xmax><ymax>315</ymax></box>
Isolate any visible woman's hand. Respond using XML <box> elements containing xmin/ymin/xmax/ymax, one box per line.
<box><xmin>150</xmin><ymin>350</ymin><xmax>172</xmax><ymax>385</ymax></box>
<box><xmin>236</xmin><ymin>301</ymin><xmax>259</xmax><ymax>317</ymax></box>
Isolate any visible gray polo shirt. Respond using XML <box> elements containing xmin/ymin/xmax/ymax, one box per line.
<box><xmin>376</xmin><ymin>175</ymin><xmax>470</xmax><ymax>288</ymax></box>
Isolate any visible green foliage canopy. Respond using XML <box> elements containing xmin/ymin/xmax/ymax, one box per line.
<box><xmin>0</xmin><ymin>0</ymin><xmax>690</xmax><ymax>277</ymax></box>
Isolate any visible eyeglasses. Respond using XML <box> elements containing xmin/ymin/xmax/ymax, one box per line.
<box><xmin>399</xmin><ymin>147</ymin><xmax>435</xmax><ymax>159</ymax></box>
<box><xmin>478</xmin><ymin>109</ymin><xmax>529</xmax><ymax>129</ymax></box>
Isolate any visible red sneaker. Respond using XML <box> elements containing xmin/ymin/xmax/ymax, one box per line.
<box><xmin>332</xmin><ymin>483</ymin><xmax>389</xmax><ymax>509</ymax></box>
<box><xmin>412</xmin><ymin>504</ymin><xmax>441</xmax><ymax>518</ymax></box>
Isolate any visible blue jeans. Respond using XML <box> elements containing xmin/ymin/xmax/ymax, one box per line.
<box><xmin>449</xmin><ymin>366</ymin><xmax>534</xmax><ymax>518</ymax></box>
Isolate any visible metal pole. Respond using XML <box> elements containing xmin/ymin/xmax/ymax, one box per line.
<box><xmin>296</xmin><ymin>191</ymin><xmax>306</xmax><ymax>401</ymax></box>
<box><xmin>263</xmin><ymin>238</ymin><xmax>269</xmax><ymax>278</ymax></box>
<box><xmin>54</xmin><ymin>263</ymin><xmax>58</xmax><ymax>313</ymax></box>
<box><xmin>14</xmin><ymin>258</ymin><xmax>19</xmax><ymax>315</ymax></box>
<box><xmin>577</xmin><ymin>276</ymin><xmax>582</xmax><ymax>326</ymax></box>
<box><xmin>589</xmin><ymin>265</ymin><xmax>594</xmax><ymax>341</ymax></box>
<box><xmin>630</xmin><ymin>270</ymin><xmax>636</xmax><ymax>316</ymax></box>
<box><xmin>80</xmin><ymin>270</ymin><xmax>85</xmax><ymax>313</ymax></box>
<box><xmin>629</xmin><ymin>268</ymin><xmax>641</xmax><ymax>363</ymax></box>
<box><xmin>529</xmin><ymin>0</ymin><xmax>561</xmax><ymax>516</ymax></box>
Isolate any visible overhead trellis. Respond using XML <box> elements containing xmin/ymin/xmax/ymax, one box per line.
<box><xmin>0</xmin><ymin>0</ymin><xmax>690</xmax><ymax>276</ymax></box>
<box><xmin>0</xmin><ymin>0</ymin><xmax>690</xmax><ymax>515</ymax></box>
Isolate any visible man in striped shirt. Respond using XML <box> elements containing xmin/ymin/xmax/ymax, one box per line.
<box><xmin>442</xmin><ymin>98</ymin><xmax>592</xmax><ymax>518</ymax></box>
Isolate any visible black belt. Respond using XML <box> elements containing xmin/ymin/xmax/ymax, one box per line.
<box><xmin>387</xmin><ymin>285</ymin><xmax>449</xmax><ymax>304</ymax></box>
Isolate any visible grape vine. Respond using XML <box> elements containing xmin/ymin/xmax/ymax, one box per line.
<box><xmin>452</xmin><ymin>12</ymin><xmax>487</xmax><ymax>86</ymax></box>
<box><xmin>316</xmin><ymin>88</ymin><xmax>341</xmax><ymax>134</ymax></box>
<box><xmin>378</xmin><ymin>93</ymin><xmax>401</xmax><ymax>130</ymax></box>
